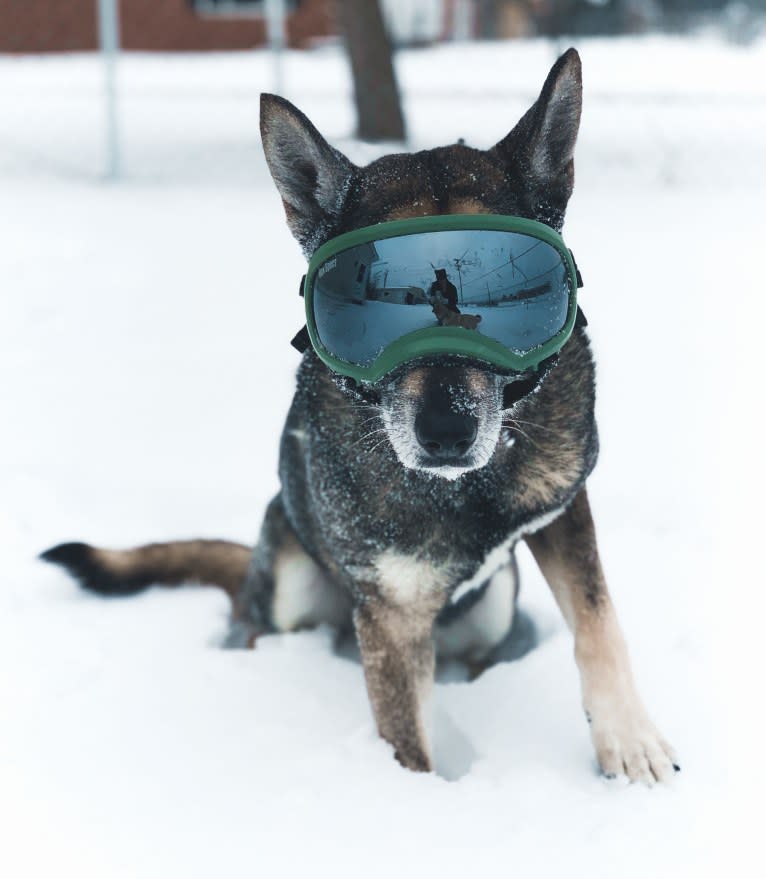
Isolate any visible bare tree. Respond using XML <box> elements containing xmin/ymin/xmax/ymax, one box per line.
<box><xmin>338</xmin><ymin>0</ymin><xmax>406</xmax><ymax>142</ymax></box>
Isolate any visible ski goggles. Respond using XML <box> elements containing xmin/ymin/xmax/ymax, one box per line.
<box><xmin>294</xmin><ymin>214</ymin><xmax>583</xmax><ymax>383</ymax></box>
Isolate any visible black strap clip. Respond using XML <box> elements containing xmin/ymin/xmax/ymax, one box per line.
<box><xmin>568</xmin><ymin>251</ymin><xmax>587</xmax><ymax>328</ymax></box>
<box><xmin>291</xmin><ymin>275</ymin><xmax>310</xmax><ymax>353</ymax></box>
<box><xmin>291</xmin><ymin>325</ymin><xmax>311</xmax><ymax>354</ymax></box>
<box><xmin>569</xmin><ymin>250</ymin><xmax>584</xmax><ymax>289</ymax></box>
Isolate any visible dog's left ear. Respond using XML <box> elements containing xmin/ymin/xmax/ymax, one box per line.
<box><xmin>491</xmin><ymin>48</ymin><xmax>582</xmax><ymax>223</ymax></box>
<box><xmin>261</xmin><ymin>94</ymin><xmax>355</xmax><ymax>255</ymax></box>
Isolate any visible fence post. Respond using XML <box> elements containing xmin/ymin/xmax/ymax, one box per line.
<box><xmin>97</xmin><ymin>0</ymin><xmax>121</xmax><ymax>180</ymax></box>
<box><xmin>265</xmin><ymin>0</ymin><xmax>287</xmax><ymax>97</ymax></box>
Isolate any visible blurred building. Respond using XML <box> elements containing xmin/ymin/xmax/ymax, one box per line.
<box><xmin>0</xmin><ymin>0</ymin><xmax>762</xmax><ymax>53</ymax></box>
<box><xmin>0</xmin><ymin>0</ymin><xmax>333</xmax><ymax>52</ymax></box>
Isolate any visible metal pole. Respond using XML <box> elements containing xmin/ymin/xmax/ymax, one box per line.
<box><xmin>265</xmin><ymin>0</ymin><xmax>287</xmax><ymax>97</ymax></box>
<box><xmin>97</xmin><ymin>0</ymin><xmax>121</xmax><ymax>180</ymax></box>
<box><xmin>454</xmin><ymin>259</ymin><xmax>464</xmax><ymax>305</ymax></box>
<box><xmin>452</xmin><ymin>0</ymin><xmax>472</xmax><ymax>41</ymax></box>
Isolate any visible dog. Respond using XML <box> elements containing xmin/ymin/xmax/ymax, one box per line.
<box><xmin>430</xmin><ymin>297</ymin><xmax>483</xmax><ymax>330</ymax></box>
<box><xmin>42</xmin><ymin>49</ymin><xmax>677</xmax><ymax>784</ymax></box>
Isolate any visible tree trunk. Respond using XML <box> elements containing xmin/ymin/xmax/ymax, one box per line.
<box><xmin>338</xmin><ymin>0</ymin><xmax>406</xmax><ymax>142</ymax></box>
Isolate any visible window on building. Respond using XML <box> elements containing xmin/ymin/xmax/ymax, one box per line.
<box><xmin>191</xmin><ymin>1</ymin><xmax>263</xmax><ymax>14</ymax></box>
<box><xmin>190</xmin><ymin>0</ymin><xmax>301</xmax><ymax>16</ymax></box>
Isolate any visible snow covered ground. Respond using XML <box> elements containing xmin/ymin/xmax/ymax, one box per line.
<box><xmin>1</xmin><ymin>36</ymin><xmax>764</xmax><ymax>878</ymax></box>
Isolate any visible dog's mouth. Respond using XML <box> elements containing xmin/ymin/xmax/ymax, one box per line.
<box><xmin>412</xmin><ymin>453</ymin><xmax>484</xmax><ymax>481</ymax></box>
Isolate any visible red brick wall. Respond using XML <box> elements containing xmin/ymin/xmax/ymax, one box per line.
<box><xmin>0</xmin><ymin>1</ymin><xmax>97</xmax><ymax>52</ymax></box>
<box><xmin>121</xmin><ymin>0</ymin><xmax>267</xmax><ymax>50</ymax></box>
<box><xmin>0</xmin><ymin>0</ymin><xmax>336</xmax><ymax>54</ymax></box>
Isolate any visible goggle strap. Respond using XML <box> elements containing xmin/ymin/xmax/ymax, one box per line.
<box><xmin>569</xmin><ymin>250</ymin><xmax>584</xmax><ymax>288</ymax></box>
<box><xmin>575</xmin><ymin>305</ymin><xmax>588</xmax><ymax>329</ymax></box>
<box><xmin>291</xmin><ymin>275</ymin><xmax>310</xmax><ymax>353</ymax></box>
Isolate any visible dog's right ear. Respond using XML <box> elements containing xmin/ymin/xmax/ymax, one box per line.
<box><xmin>260</xmin><ymin>94</ymin><xmax>355</xmax><ymax>255</ymax></box>
<box><xmin>490</xmin><ymin>48</ymin><xmax>582</xmax><ymax>227</ymax></box>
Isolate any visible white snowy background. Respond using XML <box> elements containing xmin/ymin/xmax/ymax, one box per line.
<box><xmin>1</xmin><ymin>36</ymin><xmax>764</xmax><ymax>878</ymax></box>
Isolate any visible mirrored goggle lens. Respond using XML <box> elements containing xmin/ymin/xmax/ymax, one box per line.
<box><xmin>311</xmin><ymin>228</ymin><xmax>572</xmax><ymax>367</ymax></box>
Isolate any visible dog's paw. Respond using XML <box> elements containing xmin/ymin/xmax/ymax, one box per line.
<box><xmin>588</xmin><ymin>706</ymin><xmax>678</xmax><ymax>785</ymax></box>
<box><xmin>394</xmin><ymin>743</ymin><xmax>433</xmax><ymax>774</ymax></box>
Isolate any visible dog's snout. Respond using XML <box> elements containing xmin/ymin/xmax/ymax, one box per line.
<box><xmin>382</xmin><ymin>365</ymin><xmax>501</xmax><ymax>475</ymax></box>
<box><xmin>415</xmin><ymin>409</ymin><xmax>478</xmax><ymax>459</ymax></box>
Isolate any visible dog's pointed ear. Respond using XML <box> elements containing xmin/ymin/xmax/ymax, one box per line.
<box><xmin>491</xmin><ymin>48</ymin><xmax>582</xmax><ymax>218</ymax></box>
<box><xmin>260</xmin><ymin>94</ymin><xmax>355</xmax><ymax>254</ymax></box>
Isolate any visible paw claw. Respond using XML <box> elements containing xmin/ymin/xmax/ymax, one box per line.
<box><xmin>590</xmin><ymin>709</ymin><xmax>677</xmax><ymax>786</ymax></box>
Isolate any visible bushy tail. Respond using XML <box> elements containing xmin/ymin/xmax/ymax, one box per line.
<box><xmin>40</xmin><ymin>539</ymin><xmax>252</xmax><ymax>599</ymax></box>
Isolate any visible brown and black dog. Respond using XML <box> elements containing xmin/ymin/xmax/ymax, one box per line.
<box><xmin>431</xmin><ymin>297</ymin><xmax>483</xmax><ymax>330</ymax></box>
<box><xmin>43</xmin><ymin>49</ymin><xmax>678</xmax><ymax>784</ymax></box>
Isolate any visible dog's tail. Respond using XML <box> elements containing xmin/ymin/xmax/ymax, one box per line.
<box><xmin>40</xmin><ymin>539</ymin><xmax>251</xmax><ymax>599</ymax></box>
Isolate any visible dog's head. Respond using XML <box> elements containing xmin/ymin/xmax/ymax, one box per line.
<box><xmin>430</xmin><ymin>299</ymin><xmax>448</xmax><ymax>320</ymax></box>
<box><xmin>261</xmin><ymin>50</ymin><xmax>582</xmax><ymax>480</ymax></box>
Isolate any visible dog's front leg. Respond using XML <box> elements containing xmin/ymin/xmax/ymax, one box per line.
<box><xmin>353</xmin><ymin>598</ymin><xmax>435</xmax><ymax>772</ymax></box>
<box><xmin>525</xmin><ymin>487</ymin><xmax>678</xmax><ymax>784</ymax></box>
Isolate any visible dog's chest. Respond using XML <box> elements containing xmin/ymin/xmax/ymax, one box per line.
<box><xmin>371</xmin><ymin>500</ymin><xmax>565</xmax><ymax>607</ymax></box>
<box><xmin>314</xmin><ymin>446</ymin><xmax>516</xmax><ymax>561</ymax></box>
<box><xmin>445</xmin><ymin>504</ymin><xmax>565</xmax><ymax>604</ymax></box>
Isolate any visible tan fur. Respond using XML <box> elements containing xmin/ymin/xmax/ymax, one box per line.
<box><xmin>431</xmin><ymin>299</ymin><xmax>482</xmax><ymax>330</ymax></box>
<box><xmin>466</xmin><ymin>369</ymin><xmax>490</xmax><ymax>396</ymax></box>
<box><xmin>525</xmin><ymin>490</ymin><xmax>677</xmax><ymax>783</ymax></box>
<box><xmin>97</xmin><ymin>540</ymin><xmax>251</xmax><ymax>597</ymax></box>
<box><xmin>397</xmin><ymin>368</ymin><xmax>427</xmax><ymax>398</ymax></box>
<box><xmin>350</xmin><ymin>553</ymin><xmax>450</xmax><ymax>772</ymax></box>
<box><xmin>513</xmin><ymin>457</ymin><xmax>584</xmax><ymax>509</ymax></box>
<box><xmin>354</xmin><ymin>600</ymin><xmax>437</xmax><ymax>772</ymax></box>
<box><xmin>375</xmin><ymin>550</ymin><xmax>450</xmax><ymax>607</ymax></box>
<box><xmin>396</xmin><ymin>366</ymin><xmax>495</xmax><ymax>407</ymax></box>
<box><xmin>384</xmin><ymin>200</ymin><xmax>440</xmax><ymax>220</ymax></box>
<box><xmin>272</xmin><ymin>534</ymin><xmax>351</xmax><ymax>631</ymax></box>
<box><xmin>511</xmin><ymin>336</ymin><xmax>595</xmax><ymax>510</ymax></box>
<box><xmin>448</xmin><ymin>197</ymin><xmax>492</xmax><ymax>215</ymax></box>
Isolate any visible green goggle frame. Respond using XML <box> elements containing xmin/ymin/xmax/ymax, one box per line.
<box><xmin>300</xmin><ymin>214</ymin><xmax>581</xmax><ymax>384</ymax></box>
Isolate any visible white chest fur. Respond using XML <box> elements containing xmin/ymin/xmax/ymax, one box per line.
<box><xmin>375</xmin><ymin>549</ymin><xmax>447</xmax><ymax>605</ymax></box>
<box><xmin>448</xmin><ymin>505</ymin><xmax>565</xmax><ymax>605</ymax></box>
<box><xmin>372</xmin><ymin>505</ymin><xmax>566</xmax><ymax>608</ymax></box>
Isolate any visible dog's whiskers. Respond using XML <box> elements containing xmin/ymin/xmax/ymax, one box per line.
<box><xmin>502</xmin><ymin>419</ymin><xmax>540</xmax><ymax>449</ymax></box>
<box><xmin>506</xmin><ymin>417</ymin><xmax>560</xmax><ymax>436</ymax></box>
<box><xmin>356</xmin><ymin>414</ymin><xmax>384</xmax><ymax>430</ymax></box>
<box><xmin>367</xmin><ymin>436</ymin><xmax>392</xmax><ymax>455</ymax></box>
<box><xmin>351</xmin><ymin>428</ymin><xmax>389</xmax><ymax>449</ymax></box>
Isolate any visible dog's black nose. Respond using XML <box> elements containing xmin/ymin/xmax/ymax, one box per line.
<box><xmin>415</xmin><ymin>409</ymin><xmax>478</xmax><ymax>459</ymax></box>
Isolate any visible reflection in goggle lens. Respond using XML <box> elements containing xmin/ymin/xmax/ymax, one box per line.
<box><xmin>313</xmin><ymin>229</ymin><xmax>570</xmax><ymax>367</ymax></box>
